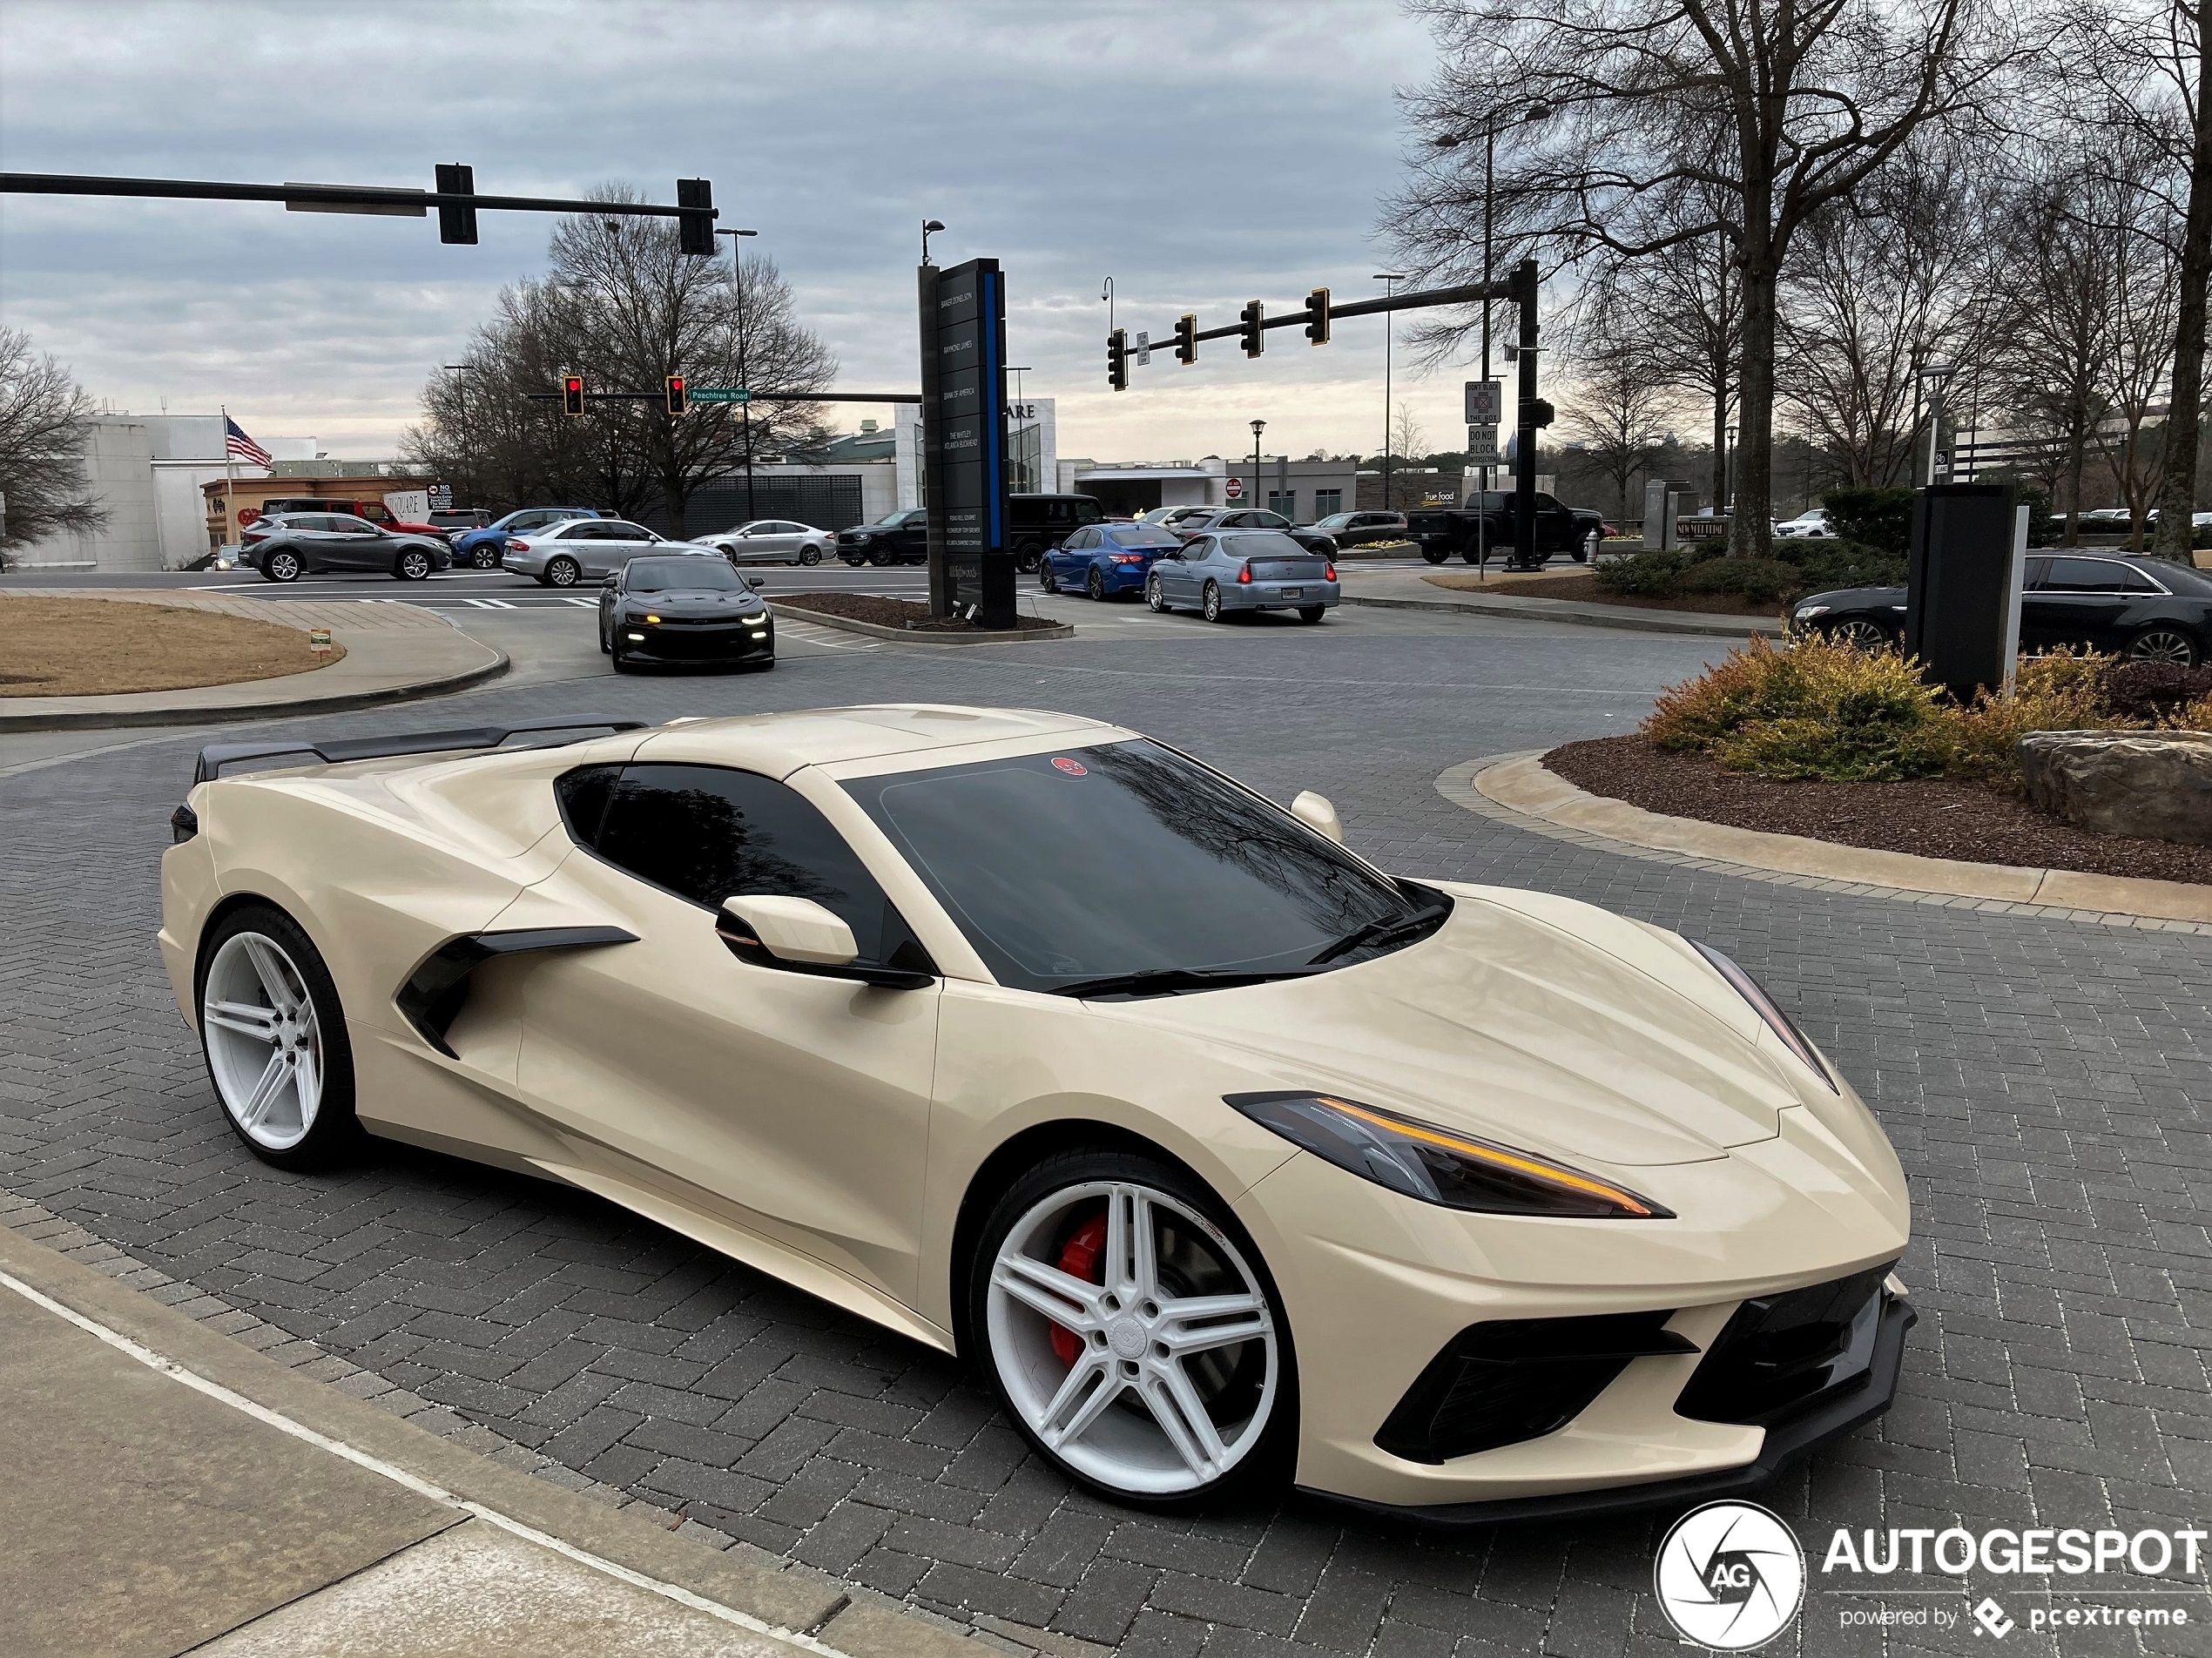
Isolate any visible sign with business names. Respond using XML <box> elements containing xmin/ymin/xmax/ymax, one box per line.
<box><xmin>918</xmin><ymin>257</ymin><xmax>1013</xmax><ymax>624</ymax></box>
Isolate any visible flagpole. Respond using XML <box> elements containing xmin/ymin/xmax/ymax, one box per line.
<box><xmin>222</xmin><ymin>403</ymin><xmax>236</xmax><ymax>565</ymax></box>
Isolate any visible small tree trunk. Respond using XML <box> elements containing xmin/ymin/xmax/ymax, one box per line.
<box><xmin>1730</xmin><ymin>259</ymin><xmax>1778</xmax><ymax>560</ymax></box>
<box><xmin>2154</xmin><ymin>17</ymin><xmax>2210</xmax><ymax>562</ymax></box>
<box><xmin>663</xmin><ymin>476</ymin><xmax>688</xmax><ymax>540</ymax></box>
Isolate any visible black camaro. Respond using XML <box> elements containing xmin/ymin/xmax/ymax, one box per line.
<box><xmin>1792</xmin><ymin>552</ymin><xmax>2212</xmax><ymax>666</ymax></box>
<box><xmin>597</xmin><ymin>556</ymin><xmax>774</xmax><ymax>673</ymax></box>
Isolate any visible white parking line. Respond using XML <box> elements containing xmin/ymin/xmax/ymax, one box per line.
<box><xmin>560</xmin><ymin>596</ymin><xmax>600</xmax><ymax>608</ymax></box>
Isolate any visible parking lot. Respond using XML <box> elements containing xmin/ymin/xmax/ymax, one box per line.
<box><xmin>4</xmin><ymin>597</ymin><xmax>2209</xmax><ymax>1655</ymax></box>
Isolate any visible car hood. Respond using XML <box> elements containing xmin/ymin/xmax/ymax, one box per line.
<box><xmin>1109</xmin><ymin>884</ymin><xmax>1811</xmax><ymax>1169</ymax></box>
<box><xmin>625</xmin><ymin>590</ymin><xmax>766</xmax><ymax>613</ymax></box>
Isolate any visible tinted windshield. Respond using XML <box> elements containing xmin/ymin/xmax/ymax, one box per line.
<box><xmin>873</xmin><ymin>510</ymin><xmax>908</xmax><ymax>527</ymax></box>
<box><xmin>1314</xmin><ymin>514</ymin><xmax>1352</xmax><ymax>529</ymax></box>
<box><xmin>1225</xmin><ymin>532</ymin><xmax>1310</xmax><ymax>559</ymax></box>
<box><xmin>844</xmin><ymin>740</ymin><xmax>1434</xmax><ymax>993</ymax></box>
<box><xmin>1103</xmin><ymin>526</ymin><xmax>1180</xmax><ymax>548</ymax></box>
<box><xmin>627</xmin><ymin>557</ymin><xmax>745</xmax><ymax>591</ymax></box>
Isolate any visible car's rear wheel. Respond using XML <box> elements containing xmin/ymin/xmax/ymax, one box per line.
<box><xmin>1145</xmin><ymin>573</ymin><xmax>1168</xmax><ymax>613</ymax></box>
<box><xmin>197</xmin><ymin>905</ymin><xmax>360</xmax><ymax>1170</ymax></box>
<box><xmin>265</xmin><ymin>551</ymin><xmax>301</xmax><ymax>583</ymax></box>
<box><xmin>395</xmin><ymin>549</ymin><xmax>432</xmax><ymax>581</ymax></box>
<box><xmin>1824</xmin><ymin>617</ymin><xmax>1894</xmax><ymax>651</ymax></box>
<box><xmin>2126</xmin><ymin>625</ymin><xmax>2199</xmax><ymax>666</ymax></box>
<box><xmin>544</xmin><ymin>556</ymin><xmax>581</xmax><ymax>588</ymax></box>
<box><xmin>1039</xmin><ymin>561</ymin><xmax>1059</xmax><ymax>595</ymax></box>
<box><xmin>973</xmin><ymin>1149</ymin><xmax>1294</xmax><ymax>1508</ymax></box>
<box><xmin>1202</xmin><ymin>582</ymin><xmax>1224</xmax><ymax>623</ymax></box>
<box><xmin>799</xmin><ymin>546</ymin><xmax>822</xmax><ymax>566</ymax></box>
<box><xmin>1297</xmin><ymin>606</ymin><xmax>1326</xmax><ymax>624</ymax></box>
<box><xmin>1087</xmin><ymin>568</ymin><xmax>1106</xmax><ymax>602</ymax></box>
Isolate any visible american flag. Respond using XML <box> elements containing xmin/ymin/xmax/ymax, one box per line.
<box><xmin>225</xmin><ymin>417</ymin><xmax>273</xmax><ymax>468</ymax></box>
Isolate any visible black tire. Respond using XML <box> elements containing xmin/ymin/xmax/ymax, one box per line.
<box><xmin>799</xmin><ymin>546</ymin><xmax>822</xmax><ymax>566</ymax></box>
<box><xmin>470</xmin><ymin>545</ymin><xmax>500</xmax><ymax>570</ymax></box>
<box><xmin>544</xmin><ymin>556</ymin><xmax>581</xmax><ymax>589</ymax></box>
<box><xmin>1420</xmin><ymin>547</ymin><xmax>1448</xmax><ymax>565</ymax></box>
<box><xmin>1202</xmin><ymin>581</ymin><xmax>1224</xmax><ymax>623</ymax></box>
<box><xmin>1039</xmin><ymin>561</ymin><xmax>1059</xmax><ymax>595</ymax></box>
<box><xmin>610</xmin><ymin>646</ymin><xmax>636</xmax><ymax>673</ymax></box>
<box><xmin>1460</xmin><ymin>546</ymin><xmax>1482</xmax><ymax>564</ymax></box>
<box><xmin>1014</xmin><ymin>540</ymin><xmax>1045</xmax><ymax>575</ymax></box>
<box><xmin>1823</xmin><ymin>617</ymin><xmax>1895</xmax><ymax>651</ymax></box>
<box><xmin>264</xmin><ymin>551</ymin><xmax>302</xmax><ymax>583</ymax></box>
<box><xmin>194</xmin><ymin>902</ymin><xmax>362</xmax><ymax>1171</ymax></box>
<box><xmin>1297</xmin><ymin>606</ymin><xmax>1325</xmax><ymax>624</ymax></box>
<box><xmin>2125</xmin><ymin>625</ymin><xmax>2200</xmax><ymax>666</ymax></box>
<box><xmin>968</xmin><ymin>1146</ymin><xmax>1298</xmax><ymax>1510</ymax></box>
<box><xmin>1086</xmin><ymin>568</ymin><xmax>1106</xmax><ymax>602</ymax></box>
<box><xmin>870</xmin><ymin>549</ymin><xmax>891</xmax><ymax>568</ymax></box>
<box><xmin>1145</xmin><ymin>573</ymin><xmax>1169</xmax><ymax>614</ymax></box>
<box><xmin>395</xmin><ymin>549</ymin><xmax>433</xmax><ymax>582</ymax></box>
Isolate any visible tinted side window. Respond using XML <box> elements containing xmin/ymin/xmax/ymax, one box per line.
<box><xmin>2044</xmin><ymin>556</ymin><xmax>2153</xmax><ymax>592</ymax></box>
<box><xmin>1075</xmin><ymin>499</ymin><xmax>1104</xmax><ymax>524</ymax></box>
<box><xmin>593</xmin><ymin>764</ymin><xmax>924</xmax><ymax>969</ymax></box>
<box><xmin>555</xmin><ymin>764</ymin><xmax>622</xmax><ymax>847</ymax></box>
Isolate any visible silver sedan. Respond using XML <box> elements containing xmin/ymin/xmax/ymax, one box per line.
<box><xmin>501</xmin><ymin>518</ymin><xmax>719</xmax><ymax>587</ymax></box>
<box><xmin>1143</xmin><ymin>529</ymin><xmax>1339</xmax><ymax>623</ymax></box>
<box><xmin>702</xmin><ymin>520</ymin><xmax>834</xmax><ymax>567</ymax></box>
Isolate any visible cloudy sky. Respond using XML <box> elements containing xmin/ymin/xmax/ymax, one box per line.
<box><xmin>0</xmin><ymin>0</ymin><xmax>1480</xmax><ymax>466</ymax></box>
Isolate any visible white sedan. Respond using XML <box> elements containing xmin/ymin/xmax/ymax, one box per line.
<box><xmin>160</xmin><ymin>705</ymin><xmax>1912</xmax><ymax>1516</ymax></box>
<box><xmin>702</xmin><ymin>520</ymin><xmax>833</xmax><ymax>567</ymax></box>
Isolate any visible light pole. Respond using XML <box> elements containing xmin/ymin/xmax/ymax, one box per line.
<box><xmin>1372</xmin><ymin>273</ymin><xmax>1406</xmax><ymax>509</ymax></box>
<box><xmin>1101</xmin><ymin>276</ymin><xmax>1114</xmax><ymax>345</ymax></box>
<box><xmin>1914</xmin><ymin>362</ymin><xmax>1954</xmax><ymax>487</ymax></box>
<box><xmin>1725</xmin><ymin>424</ymin><xmax>1737</xmax><ymax>514</ymax></box>
<box><xmin>716</xmin><ymin>225</ymin><xmax>760</xmax><ymax>522</ymax></box>
<box><xmin>440</xmin><ymin>361</ymin><xmax>471</xmax><ymax>509</ymax></box>
<box><xmin>1251</xmin><ymin>419</ymin><xmax>1266</xmax><ymax>513</ymax></box>
<box><xmin>921</xmin><ymin>219</ymin><xmax>944</xmax><ymax>266</ymax></box>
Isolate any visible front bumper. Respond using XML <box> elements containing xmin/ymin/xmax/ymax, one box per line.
<box><xmin>614</xmin><ymin>620</ymin><xmax>774</xmax><ymax>664</ymax></box>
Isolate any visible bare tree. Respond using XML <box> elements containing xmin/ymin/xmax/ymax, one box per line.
<box><xmin>0</xmin><ymin>327</ymin><xmax>105</xmax><ymax>554</ymax></box>
<box><xmin>406</xmin><ymin>190</ymin><xmax>836</xmax><ymax>534</ymax></box>
<box><xmin>1384</xmin><ymin>0</ymin><xmax>2014</xmax><ymax>556</ymax></box>
<box><xmin>1558</xmin><ymin>348</ymin><xmax>1676</xmax><ymax>516</ymax></box>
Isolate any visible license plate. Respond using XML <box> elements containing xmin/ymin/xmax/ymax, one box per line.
<box><xmin>1284</xmin><ymin>587</ymin><xmax>1304</xmax><ymax>599</ymax></box>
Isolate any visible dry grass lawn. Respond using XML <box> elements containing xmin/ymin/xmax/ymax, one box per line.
<box><xmin>0</xmin><ymin>597</ymin><xmax>346</xmax><ymax>697</ymax></box>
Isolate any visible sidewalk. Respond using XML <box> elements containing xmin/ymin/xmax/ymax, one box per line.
<box><xmin>0</xmin><ymin>1215</ymin><xmax>983</xmax><ymax>1658</ymax></box>
<box><xmin>0</xmin><ymin>590</ymin><xmax>507</xmax><ymax>732</ymax></box>
<box><xmin>1339</xmin><ymin>566</ymin><xmax>1783</xmax><ymax>638</ymax></box>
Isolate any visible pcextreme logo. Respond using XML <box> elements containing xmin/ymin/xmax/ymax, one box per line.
<box><xmin>1654</xmin><ymin>1502</ymin><xmax>1807</xmax><ymax>1650</ymax></box>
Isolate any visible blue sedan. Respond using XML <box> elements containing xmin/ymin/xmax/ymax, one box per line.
<box><xmin>1144</xmin><ymin>529</ymin><xmax>1339</xmax><ymax>623</ymax></box>
<box><xmin>1038</xmin><ymin>522</ymin><xmax>1183</xmax><ymax>600</ymax></box>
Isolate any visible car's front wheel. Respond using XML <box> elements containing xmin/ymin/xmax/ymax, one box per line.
<box><xmin>1202</xmin><ymin>581</ymin><xmax>1224</xmax><ymax>623</ymax></box>
<box><xmin>1420</xmin><ymin>547</ymin><xmax>1448</xmax><ymax>565</ymax></box>
<box><xmin>197</xmin><ymin>905</ymin><xmax>360</xmax><ymax>1170</ymax></box>
<box><xmin>973</xmin><ymin>1149</ymin><xmax>1293</xmax><ymax>1507</ymax></box>
<box><xmin>470</xmin><ymin>544</ymin><xmax>500</xmax><ymax>570</ymax></box>
<box><xmin>2126</xmin><ymin>625</ymin><xmax>2199</xmax><ymax>666</ymax></box>
<box><xmin>1824</xmin><ymin>617</ymin><xmax>1895</xmax><ymax>651</ymax></box>
<box><xmin>543</xmin><ymin>556</ymin><xmax>581</xmax><ymax>589</ymax></box>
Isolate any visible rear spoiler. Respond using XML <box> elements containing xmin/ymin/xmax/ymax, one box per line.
<box><xmin>192</xmin><ymin>716</ymin><xmax>650</xmax><ymax>785</ymax></box>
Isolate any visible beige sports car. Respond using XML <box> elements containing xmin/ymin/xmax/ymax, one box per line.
<box><xmin>159</xmin><ymin>705</ymin><xmax>1912</xmax><ymax>1518</ymax></box>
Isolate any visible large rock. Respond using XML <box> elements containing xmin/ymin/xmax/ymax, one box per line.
<box><xmin>2015</xmin><ymin>730</ymin><xmax>2212</xmax><ymax>846</ymax></box>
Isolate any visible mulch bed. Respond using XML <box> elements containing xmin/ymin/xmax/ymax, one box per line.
<box><xmin>1545</xmin><ymin>734</ymin><xmax>2212</xmax><ymax>886</ymax></box>
<box><xmin>1464</xmin><ymin>571</ymin><xmax>1788</xmax><ymax>617</ymax></box>
<box><xmin>772</xmin><ymin>592</ymin><xmax>1063</xmax><ymax>633</ymax></box>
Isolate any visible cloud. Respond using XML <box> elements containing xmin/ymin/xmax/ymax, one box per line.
<box><xmin>0</xmin><ymin>0</ymin><xmax>1484</xmax><ymax>462</ymax></box>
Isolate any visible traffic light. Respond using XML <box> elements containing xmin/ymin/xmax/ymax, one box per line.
<box><xmin>1522</xmin><ymin>397</ymin><xmax>1555</xmax><ymax>428</ymax></box>
<box><xmin>665</xmin><ymin>374</ymin><xmax>689</xmax><ymax>416</ymax></box>
<box><xmin>562</xmin><ymin>375</ymin><xmax>585</xmax><ymax>417</ymax></box>
<box><xmin>435</xmin><ymin>163</ymin><xmax>477</xmax><ymax>246</ymax></box>
<box><xmin>1108</xmin><ymin>328</ymin><xmax>1128</xmax><ymax>392</ymax></box>
<box><xmin>676</xmin><ymin>178</ymin><xmax>715</xmax><ymax>257</ymax></box>
<box><xmin>1239</xmin><ymin>300</ymin><xmax>1264</xmax><ymax>358</ymax></box>
<box><xmin>1304</xmin><ymin>287</ymin><xmax>1330</xmax><ymax>346</ymax></box>
<box><xmin>1174</xmin><ymin>313</ymin><xmax>1197</xmax><ymax>366</ymax></box>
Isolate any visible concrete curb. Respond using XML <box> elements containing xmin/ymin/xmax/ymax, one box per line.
<box><xmin>0</xmin><ymin>645</ymin><xmax>509</xmax><ymax>733</ymax></box>
<box><xmin>1344</xmin><ymin>590</ymin><xmax>1784</xmax><ymax>638</ymax></box>
<box><xmin>774</xmin><ymin>603</ymin><xmax>1075</xmax><ymax>645</ymax></box>
<box><xmin>1441</xmin><ymin>752</ymin><xmax>2212</xmax><ymax>933</ymax></box>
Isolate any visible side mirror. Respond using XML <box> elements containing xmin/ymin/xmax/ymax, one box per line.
<box><xmin>718</xmin><ymin>895</ymin><xmax>858</xmax><ymax>967</ymax></box>
<box><xmin>601</xmin><ymin>575</ymin><xmax>618</xmax><ymax>587</ymax></box>
<box><xmin>1291</xmin><ymin>792</ymin><xmax>1343</xmax><ymax>845</ymax></box>
<box><xmin>745</xmin><ymin>574</ymin><xmax>765</xmax><ymax>589</ymax></box>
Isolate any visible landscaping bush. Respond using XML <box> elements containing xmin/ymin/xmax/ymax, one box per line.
<box><xmin>1595</xmin><ymin>549</ymin><xmax>1692</xmax><ymax>596</ymax></box>
<box><xmin>1820</xmin><ymin>487</ymin><xmax>1916</xmax><ymax>557</ymax></box>
<box><xmin>1644</xmin><ymin>635</ymin><xmax>1951</xmax><ymax>780</ymax></box>
<box><xmin>1682</xmin><ymin>556</ymin><xmax>1801</xmax><ymax>604</ymax></box>
<box><xmin>2100</xmin><ymin>660</ymin><xmax>2212</xmax><ymax>721</ymax></box>
<box><xmin>1946</xmin><ymin>650</ymin><xmax>2119</xmax><ymax>791</ymax></box>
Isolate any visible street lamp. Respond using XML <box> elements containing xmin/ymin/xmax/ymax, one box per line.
<box><xmin>717</xmin><ymin>225</ymin><xmax>761</xmax><ymax>522</ymax></box>
<box><xmin>1372</xmin><ymin>273</ymin><xmax>1406</xmax><ymax>509</ymax></box>
<box><xmin>1725</xmin><ymin>423</ymin><xmax>1738</xmax><ymax>513</ymax></box>
<box><xmin>1250</xmin><ymin>418</ymin><xmax>1266</xmax><ymax>512</ymax></box>
<box><xmin>921</xmin><ymin>219</ymin><xmax>945</xmax><ymax>266</ymax></box>
<box><xmin>1101</xmin><ymin>276</ymin><xmax>1114</xmax><ymax>344</ymax></box>
<box><xmin>441</xmin><ymin>361</ymin><xmax>472</xmax><ymax>509</ymax></box>
<box><xmin>1912</xmin><ymin>361</ymin><xmax>1955</xmax><ymax>488</ymax></box>
<box><xmin>1433</xmin><ymin>103</ymin><xmax>1553</xmax><ymax>499</ymax></box>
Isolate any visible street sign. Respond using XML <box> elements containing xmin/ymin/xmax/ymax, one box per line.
<box><xmin>1224</xmin><ymin>476</ymin><xmax>1244</xmax><ymax>500</ymax></box>
<box><xmin>1136</xmin><ymin>331</ymin><xmax>1150</xmax><ymax>366</ymax></box>
<box><xmin>1465</xmin><ymin>380</ymin><xmax>1502</xmax><ymax>424</ymax></box>
<box><xmin>691</xmin><ymin>388</ymin><xmax>751</xmax><ymax>404</ymax></box>
<box><xmin>1466</xmin><ymin>423</ymin><xmax>1501</xmax><ymax>466</ymax></box>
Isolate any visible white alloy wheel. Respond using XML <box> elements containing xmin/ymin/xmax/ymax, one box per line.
<box><xmin>986</xmin><ymin>1180</ymin><xmax>1279</xmax><ymax>1497</ymax></box>
<box><xmin>545</xmin><ymin>556</ymin><xmax>581</xmax><ymax>588</ymax></box>
<box><xmin>201</xmin><ymin>931</ymin><xmax>324</xmax><ymax>1151</ymax></box>
<box><xmin>267</xmin><ymin>551</ymin><xmax>301</xmax><ymax>583</ymax></box>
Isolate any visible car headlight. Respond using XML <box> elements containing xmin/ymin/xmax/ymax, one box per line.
<box><xmin>1793</xmin><ymin>603</ymin><xmax>1831</xmax><ymax>619</ymax></box>
<box><xmin>1224</xmin><ymin>1092</ymin><xmax>1671</xmax><ymax>1219</ymax></box>
<box><xmin>1689</xmin><ymin>940</ymin><xmax>1836</xmax><ymax>1091</ymax></box>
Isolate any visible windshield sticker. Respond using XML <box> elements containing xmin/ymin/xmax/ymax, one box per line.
<box><xmin>1051</xmin><ymin>757</ymin><xmax>1088</xmax><ymax>776</ymax></box>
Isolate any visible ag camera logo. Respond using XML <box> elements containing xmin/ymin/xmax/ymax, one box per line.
<box><xmin>1655</xmin><ymin>1501</ymin><xmax>1807</xmax><ymax>1649</ymax></box>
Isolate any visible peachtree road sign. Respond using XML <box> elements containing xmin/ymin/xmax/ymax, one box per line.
<box><xmin>691</xmin><ymin>388</ymin><xmax>752</xmax><ymax>404</ymax></box>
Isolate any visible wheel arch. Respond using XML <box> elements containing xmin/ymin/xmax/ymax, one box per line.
<box><xmin>189</xmin><ymin>890</ymin><xmax>310</xmax><ymax>1017</ymax></box>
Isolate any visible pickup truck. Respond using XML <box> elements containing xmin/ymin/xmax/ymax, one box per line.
<box><xmin>1406</xmin><ymin>491</ymin><xmax>1606</xmax><ymax>570</ymax></box>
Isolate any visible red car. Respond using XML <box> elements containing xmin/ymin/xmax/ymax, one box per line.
<box><xmin>247</xmin><ymin>496</ymin><xmax>452</xmax><ymax>542</ymax></box>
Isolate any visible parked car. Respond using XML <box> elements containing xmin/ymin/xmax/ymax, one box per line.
<box><xmin>1144</xmin><ymin>530</ymin><xmax>1339</xmax><ymax>623</ymax></box>
<box><xmin>1406</xmin><ymin>492</ymin><xmax>1606</xmax><ymax>570</ymax></box>
<box><xmin>452</xmin><ymin>508</ymin><xmax>604</xmax><ymax>570</ymax></box>
<box><xmin>701</xmin><ymin>520</ymin><xmax>833</xmax><ymax>567</ymax></box>
<box><xmin>1007</xmin><ymin>494</ymin><xmax>1108</xmax><ymax>571</ymax></box>
<box><xmin>1156</xmin><ymin>507</ymin><xmax>1338</xmax><ymax>558</ymax></box>
<box><xmin>1311</xmin><ymin>510</ymin><xmax>1407</xmax><ymax>549</ymax></box>
<box><xmin>502</xmin><ymin>518</ymin><xmax>718</xmax><ymax>587</ymax></box>
<box><xmin>428</xmin><ymin>508</ymin><xmax>491</xmax><ymax>534</ymax></box>
<box><xmin>838</xmin><ymin>509</ymin><xmax>930</xmax><ymax>567</ymax></box>
<box><xmin>241</xmin><ymin>513</ymin><xmax>452</xmax><ymax>583</ymax></box>
<box><xmin>597</xmin><ymin>555</ymin><xmax>774</xmax><ymax>674</ymax></box>
<box><xmin>1775</xmin><ymin>509</ymin><xmax>1834</xmax><ymax>539</ymax></box>
<box><xmin>1039</xmin><ymin>522</ymin><xmax>1183</xmax><ymax>600</ymax></box>
<box><xmin>1791</xmin><ymin>553</ymin><xmax>2212</xmax><ymax>664</ymax></box>
<box><xmin>252</xmin><ymin>496</ymin><xmax>449</xmax><ymax>542</ymax></box>
<box><xmin>2077</xmin><ymin>508</ymin><xmax>2133</xmax><ymax>528</ymax></box>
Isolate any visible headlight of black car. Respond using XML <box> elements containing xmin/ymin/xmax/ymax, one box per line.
<box><xmin>1225</xmin><ymin>1092</ymin><xmax>1671</xmax><ymax>1219</ymax></box>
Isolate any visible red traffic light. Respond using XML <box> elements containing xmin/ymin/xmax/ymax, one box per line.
<box><xmin>665</xmin><ymin>374</ymin><xmax>689</xmax><ymax>415</ymax></box>
<box><xmin>561</xmin><ymin>375</ymin><xmax>584</xmax><ymax>416</ymax></box>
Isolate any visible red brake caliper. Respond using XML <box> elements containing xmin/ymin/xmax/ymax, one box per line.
<box><xmin>1049</xmin><ymin>1210</ymin><xmax>1109</xmax><ymax>1366</ymax></box>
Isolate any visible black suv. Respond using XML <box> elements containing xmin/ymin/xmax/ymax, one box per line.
<box><xmin>836</xmin><ymin>495</ymin><xmax>1109</xmax><ymax>570</ymax></box>
<box><xmin>837</xmin><ymin>509</ymin><xmax>929</xmax><ymax>566</ymax></box>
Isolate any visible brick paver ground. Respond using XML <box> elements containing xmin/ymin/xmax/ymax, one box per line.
<box><xmin>3</xmin><ymin>613</ymin><xmax>2208</xmax><ymax>1656</ymax></box>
